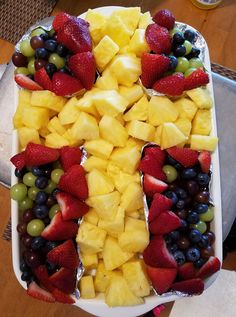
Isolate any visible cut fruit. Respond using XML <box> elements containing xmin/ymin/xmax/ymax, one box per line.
<box><xmin>148</xmin><ymin>96</ymin><xmax>178</xmax><ymax>126</ymax></box>
<box><xmin>146</xmin><ymin>266</ymin><xmax>177</xmax><ymax>295</ymax></box>
<box><xmin>190</xmin><ymin>135</ymin><xmax>218</xmax><ymax>151</ymax></box>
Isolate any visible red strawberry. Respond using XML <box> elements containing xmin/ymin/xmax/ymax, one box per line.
<box><xmin>153</xmin><ymin>9</ymin><xmax>175</xmax><ymax>30</ymax></box>
<box><xmin>146</xmin><ymin>266</ymin><xmax>177</xmax><ymax>294</ymax></box>
<box><xmin>198</xmin><ymin>151</ymin><xmax>211</xmax><ymax>173</ymax></box>
<box><xmin>57</xmin><ymin>18</ymin><xmax>92</xmax><ymax>54</ymax></box>
<box><xmin>148</xmin><ymin>193</ymin><xmax>173</xmax><ymax>222</ymax></box>
<box><xmin>143</xmin><ymin>235</ymin><xmax>177</xmax><ymax>268</ymax></box>
<box><xmin>178</xmin><ymin>262</ymin><xmax>196</xmax><ymax>281</ymax></box>
<box><xmin>184</xmin><ymin>68</ymin><xmax>209</xmax><ymax>91</ymax></box>
<box><xmin>139</xmin><ymin>155</ymin><xmax>167</xmax><ymax>181</ymax></box>
<box><xmin>197</xmin><ymin>256</ymin><xmax>221</xmax><ymax>279</ymax></box>
<box><xmin>145</xmin><ymin>23</ymin><xmax>172</xmax><ymax>54</ymax></box>
<box><xmin>15</xmin><ymin>74</ymin><xmax>43</xmax><ymax>91</ymax></box>
<box><xmin>141</xmin><ymin>53</ymin><xmax>170</xmax><ymax>88</ymax></box>
<box><xmin>10</xmin><ymin>151</ymin><xmax>25</xmax><ymax>170</ymax></box>
<box><xmin>27</xmin><ymin>281</ymin><xmax>55</xmax><ymax>303</ymax></box>
<box><xmin>52</xmin><ymin>288</ymin><xmax>75</xmax><ymax>304</ymax></box>
<box><xmin>52</xmin><ymin>12</ymin><xmax>74</xmax><ymax>32</ymax></box>
<box><xmin>47</xmin><ymin>239</ymin><xmax>80</xmax><ymax>270</ymax></box>
<box><xmin>59</xmin><ymin>146</ymin><xmax>82</xmax><ymax>171</ymax></box>
<box><xmin>58</xmin><ymin>164</ymin><xmax>88</xmax><ymax>200</ymax></box>
<box><xmin>52</xmin><ymin>72</ymin><xmax>84</xmax><ymax>97</ymax></box>
<box><xmin>167</xmin><ymin>146</ymin><xmax>198</xmax><ymax>168</ymax></box>
<box><xmin>143</xmin><ymin>174</ymin><xmax>168</xmax><ymax>196</ymax></box>
<box><xmin>34</xmin><ymin>67</ymin><xmax>53</xmax><ymax>91</ymax></box>
<box><xmin>144</xmin><ymin>146</ymin><xmax>166</xmax><ymax>166</ymax></box>
<box><xmin>149</xmin><ymin>211</ymin><xmax>182</xmax><ymax>235</ymax></box>
<box><xmin>25</xmin><ymin>142</ymin><xmax>60</xmax><ymax>166</ymax></box>
<box><xmin>41</xmin><ymin>211</ymin><xmax>78</xmax><ymax>240</ymax></box>
<box><xmin>56</xmin><ymin>192</ymin><xmax>89</xmax><ymax>220</ymax></box>
<box><xmin>152</xmin><ymin>73</ymin><xmax>185</xmax><ymax>96</ymax></box>
<box><xmin>49</xmin><ymin>267</ymin><xmax>76</xmax><ymax>294</ymax></box>
<box><xmin>33</xmin><ymin>265</ymin><xmax>54</xmax><ymax>292</ymax></box>
<box><xmin>68</xmin><ymin>52</ymin><xmax>96</xmax><ymax>90</ymax></box>
<box><xmin>171</xmin><ymin>278</ymin><xmax>204</xmax><ymax>295</ymax></box>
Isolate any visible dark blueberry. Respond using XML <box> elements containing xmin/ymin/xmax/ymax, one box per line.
<box><xmin>181</xmin><ymin>168</ymin><xmax>197</xmax><ymax>179</ymax></box>
<box><xmin>44</xmin><ymin>241</ymin><xmax>59</xmax><ymax>253</ymax></box>
<box><xmin>184</xmin><ymin>29</ymin><xmax>197</xmax><ymax>43</ymax></box>
<box><xmin>35</xmin><ymin>191</ymin><xmax>48</xmax><ymax>204</ymax></box>
<box><xmin>173</xmin><ymin>250</ymin><xmax>186</xmax><ymax>265</ymax></box>
<box><xmin>15</xmin><ymin>168</ymin><xmax>26</xmax><ymax>178</ymax></box>
<box><xmin>195</xmin><ymin>191</ymin><xmax>210</xmax><ymax>204</ymax></box>
<box><xmin>165</xmin><ymin>191</ymin><xmax>178</xmax><ymax>204</ymax></box>
<box><xmin>173</xmin><ymin>32</ymin><xmax>185</xmax><ymax>45</ymax></box>
<box><xmin>33</xmin><ymin>204</ymin><xmax>49</xmax><ymax>219</ymax></box>
<box><xmin>166</xmin><ymin>154</ymin><xmax>178</xmax><ymax>166</ymax></box>
<box><xmin>198</xmin><ymin>235</ymin><xmax>209</xmax><ymax>248</ymax></box>
<box><xmin>190</xmin><ymin>46</ymin><xmax>200</xmax><ymax>57</ymax></box>
<box><xmin>194</xmin><ymin>258</ymin><xmax>206</xmax><ymax>268</ymax></box>
<box><xmin>56</xmin><ymin>43</ymin><xmax>68</xmax><ymax>57</ymax></box>
<box><xmin>176</xmin><ymin>209</ymin><xmax>188</xmax><ymax>220</ymax></box>
<box><xmin>177</xmin><ymin>236</ymin><xmax>190</xmax><ymax>250</ymax></box>
<box><xmin>179</xmin><ymin>219</ymin><xmax>188</xmax><ymax>231</ymax></box>
<box><xmin>169</xmin><ymin>243</ymin><xmax>178</xmax><ymax>253</ymax></box>
<box><xmin>186</xmin><ymin>180</ymin><xmax>199</xmax><ymax>196</ymax></box>
<box><xmin>45</xmin><ymin>62</ymin><xmax>57</xmax><ymax>77</ymax></box>
<box><xmin>42</xmin><ymin>164</ymin><xmax>53</xmax><ymax>177</ymax></box>
<box><xmin>46</xmin><ymin>261</ymin><xmax>58</xmax><ymax>274</ymax></box>
<box><xmin>165</xmin><ymin>235</ymin><xmax>172</xmax><ymax>245</ymax></box>
<box><xmin>168</xmin><ymin>55</ymin><xmax>178</xmax><ymax>71</ymax></box>
<box><xmin>186</xmin><ymin>247</ymin><xmax>201</xmax><ymax>262</ymax></box>
<box><xmin>176</xmin><ymin>199</ymin><xmax>185</xmax><ymax>209</ymax></box>
<box><xmin>40</xmin><ymin>33</ymin><xmax>50</xmax><ymax>41</ymax></box>
<box><xmin>31</xmin><ymin>166</ymin><xmax>45</xmax><ymax>177</ymax></box>
<box><xmin>173</xmin><ymin>44</ymin><xmax>186</xmax><ymax>57</ymax></box>
<box><xmin>189</xmin><ymin>229</ymin><xmax>202</xmax><ymax>243</ymax></box>
<box><xmin>51</xmin><ymin>188</ymin><xmax>60</xmax><ymax>199</ymax></box>
<box><xmin>31</xmin><ymin>236</ymin><xmax>46</xmax><ymax>250</ymax></box>
<box><xmin>197</xmin><ymin>173</ymin><xmax>210</xmax><ymax>186</ymax></box>
<box><xmin>187</xmin><ymin>211</ymin><xmax>199</xmax><ymax>224</ymax></box>
<box><xmin>175</xmin><ymin>188</ymin><xmax>187</xmax><ymax>199</ymax></box>
<box><xmin>21</xmin><ymin>271</ymin><xmax>33</xmax><ymax>282</ymax></box>
<box><xmin>201</xmin><ymin>245</ymin><xmax>214</xmax><ymax>259</ymax></box>
<box><xmin>205</xmin><ymin>231</ymin><xmax>215</xmax><ymax>245</ymax></box>
<box><xmin>44</xmin><ymin>39</ymin><xmax>57</xmax><ymax>52</ymax></box>
<box><xmin>35</xmin><ymin>47</ymin><xmax>49</xmax><ymax>59</ymax></box>
<box><xmin>59</xmin><ymin>66</ymin><xmax>70</xmax><ymax>74</ymax></box>
<box><xmin>196</xmin><ymin>203</ymin><xmax>209</xmax><ymax>214</ymax></box>
<box><xmin>35</xmin><ymin>176</ymin><xmax>49</xmax><ymax>189</ymax></box>
<box><xmin>20</xmin><ymin>259</ymin><xmax>29</xmax><ymax>272</ymax></box>
<box><xmin>169</xmin><ymin>230</ymin><xmax>180</xmax><ymax>241</ymax></box>
<box><xmin>47</xmin><ymin>195</ymin><xmax>57</xmax><ymax>207</ymax></box>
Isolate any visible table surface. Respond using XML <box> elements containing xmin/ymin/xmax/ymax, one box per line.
<box><xmin>1</xmin><ymin>0</ymin><xmax>236</xmax><ymax>316</ymax></box>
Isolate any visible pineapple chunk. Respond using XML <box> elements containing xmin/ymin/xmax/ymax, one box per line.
<box><xmin>110</xmin><ymin>145</ymin><xmax>141</xmax><ymax>174</ymax></box>
<box><xmin>148</xmin><ymin>96</ymin><xmax>179</xmax><ymax>126</ymax></box>
<box><xmin>120</xmin><ymin>182</ymin><xmax>144</xmax><ymax>212</ymax></box>
<box><xmin>129</xmin><ymin>29</ymin><xmax>149</xmax><ymax>57</ymax></box>
<box><xmin>174</xmin><ymin>98</ymin><xmax>198</xmax><ymax>121</ymax></box>
<box><xmin>186</xmin><ymin>88</ymin><xmax>213</xmax><ymax>109</ymax></box>
<box><xmin>126</xmin><ymin>137</ymin><xmax>145</xmax><ymax>150</ymax></box>
<box><xmin>83</xmin><ymin>208</ymin><xmax>99</xmax><ymax>226</ymax></box>
<box><xmin>123</xmin><ymin>95</ymin><xmax>149</xmax><ymax>121</ymax></box>
<box><xmin>190</xmin><ymin>135</ymin><xmax>218</xmax><ymax>151</ymax></box>
<box><xmin>174</xmin><ymin>118</ymin><xmax>192</xmax><ymax>137</ymax></box>
<box><xmin>99</xmin><ymin>115</ymin><xmax>128</xmax><ymax>147</ymax></box>
<box><xmin>128</xmin><ymin>211</ymin><xmax>140</xmax><ymax>219</ymax></box>
<box><xmin>111</xmin><ymin>7</ymin><xmax>141</xmax><ymax>35</ymax></box>
<box><xmin>103</xmin><ymin>236</ymin><xmax>134</xmax><ymax>271</ymax></box>
<box><xmin>161</xmin><ymin>122</ymin><xmax>186</xmax><ymax>149</ymax></box>
<box><xmin>138</xmin><ymin>11</ymin><xmax>152</xmax><ymax>29</ymax></box>
<box><xmin>118</xmin><ymin>226</ymin><xmax>149</xmax><ymax>253</ymax></box>
<box><xmin>112</xmin><ymin>171</ymin><xmax>140</xmax><ymax>193</ymax></box>
<box><xmin>45</xmin><ymin>133</ymin><xmax>69</xmax><ymax>148</ymax></box>
<box><xmin>122</xmin><ymin>260</ymin><xmax>150</xmax><ymax>297</ymax></box>
<box><xmin>76</xmin><ymin>91</ymin><xmax>99</xmax><ymax>117</ymax></box>
<box><xmin>98</xmin><ymin>206</ymin><xmax>125</xmax><ymax>236</ymax></box>
<box><xmin>31</xmin><ymin>90</ymin><xmax>66</xmax><ymax>112</ymax></box>
<box><xmin>192</xmin><ymin>109</ymin><xmax>212</xmax><ymax>135</ymax></box>
<box><xmin>83</xmin><ymin>156</ymin><xmax>108</xmax><ymax>172</ymax></box>
<box><xmin>81</xmin><ymin>253</ymin><xmax>98</xmax><ymax>270</ymax></box>
<box><xmin>13</xmin><ymin>90</ymin><xmax>31</xmax><ymax>128</ymax></box>
<box><xmin>76</xmin><ymin>221</ymin><xmax>107</xmax><ymax>254</ymax></box>
<box><xmin>154</xmin><ymin>125</ymin><xmax>163</xmax><ymax>146</ymax></box>
<box><xmin>119</xmin><ymin>84</ymin><xmax>143</xmax><ymax>108</ymax></box>
<box><xmin>95</xmin><ymin>71</ymin><xmax>118</xmax><ymax>90</ymax></box>
<box><xmin>116</xmin><ymin>113</ymin><xmax>125</xmax><ymax>126</ymax></box>
<box><xmin>105</xmin><ymin>15</ymin><xmax>131</xmax><ymax>48</ymax></box>
<box><xmin>84</xmin><ymin>138</ymin><xmax>113</xmax><ymax>159</ymax></box>
<box><xmin>105</xmin><ymin>274</ymin><xmax>143</xmax><ymax>307</ymax></box>
<box><xmin>22</xmin><ymin>106</ymin><xmax>49</xmax><ymax>130</ymax></box>
<box><xmin>47</xmin><ymin>116</ymin><xmax>66</xmax><ymax>135</ymax></box>
<box><xmin>125</xmin><ymin>216</ymin><xmax>147</xmax><ymax>231</ymax></box>
<box><xmin>58</xmin><ymin>97</ymin><xmax>80</xmax><ymax>125</ymax></box>
<box><xmin>70</xmin><ymin>112</ymin><xmax>99</xmax><ymax>141</ymax></box>
<box><xmin>79</xmin><ymin>276</ymin><xmax>95</xmax><ymax>299</ymax></box>
<box><xmin>126</xmin><ymin>120</ymin><xmax>155</xmax><ymax>142</ymax></box>
<box><xmin>93</xmin><ymin>35</ymin><xmax>119</xmax><ymax>72</ymax></box>
<box><xmin>85</xmin><ymin>9</ymin><xmax>107</xmax><ymax>44</ymax></box>
<box><xmin>39</xmin><ymin>126</ymin><xmax>50</xmax><ymax>138</ymax></box>
<box><xmin>62</xmin><ymin>129</ymin><xmax>83</xmax><ymax>147</ymax></box>
<box><xmin>94</xmin><ymin>261</ymin><xmax>114</xmax><ymax>293</ymax></box>
<box><xmin>86</xmin><ymin>169</ymin><xmax>114</xmax><ymax>196</ymax></box>
<box><xmin>18</xmin><ymin>127</ymin><xmax>40</xmax><ymax>149</ymax></box>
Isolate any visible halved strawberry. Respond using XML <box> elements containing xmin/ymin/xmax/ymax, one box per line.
<box><xmin>171</xmin><ymin>278</ymin><xmax>204</xmax><ymax>295</ymax></box>
<box><xmin>198</xmin><ymin>150</ymin><xmax>211</xmax><ymax>173</ymax></box>
<box><xmin>143</xmin><ymin>235</ymin><xmax>177</xmax><ymax>268</ymax></box>
<box><xmin>167</xmin><ymin>146</ymin><xmax>199</xmax><ymax>168</ymax></box>
<box><xmin>47</xmin><ymin>239</ymin><xmax>80</xmax><ymax>270</ymax></box>
<box><xmin>52</xmin><ymin>12</ymin><xmax>74</xmax><ymax>32</ymax></box>
<box><xmin>33</xmin><ymin>265</ymin><xmax>54</xmax><ymax>292</ymax></box>
<box><xmin>153</xmin><ymin>9</ymin><xmax>175</xmax><ymax>30</ymax></box>
<box><xmin>41</xmin><ymin>211</ymin><xmax>78</xmax><ymax>241</ymax></box>
<box><xmin>144</xmin><ymin>146</ymin><xmax>166</xmax><ymax>166</ymax></box>
<box><xmin>52</xmin><ymin>288</ymin><xmax>75</xmax><ymax>304</ymax></box>
<box><xmin>148</xmin><ymin>193</ymin><xmax>173</xmax><ymax>222</ymax></box>
<box><xmin>146</xmin><ymin>266</ymin><xmax>177</xmax><ymax>294</ymax></box>
<box><xmin>178</xmin><ymin>262</ymin><xmax>196</xmax><ymax>281</ymax></box>
<box><xmin>59</xmin><ymin>146</ymin><xmax>82</xmax><ymax>171</ymax></box>
<box><xmin>139</xmin><ymin>156</ymin><xmax>167</xmax><ymax>181</ymax></box>
<box><xmin>149</xmin><ymin>211</ymin><xmax>182</xmax><ymax>235</ymax></box>
<box><xmin>49</xmin><ymin>267</ymin><xmax>76</xmax><ymax>294</ymax></box>
<box><xmin>58</xmin><ymin>164</ymin><xmax>88</xmax><ymax>200</ymax></box>
<box><xmin>27</xmin><ymin>281</ymin><xmax>55</xmax><ymax>303</ymax></box>
<box><xmin>52</xmin><ymin>72</ymin><xmax>84</xmax><ymax>97</ymax></box>
<box><xmin>197</xmin><ymin>256</ymin><xmax>221</xmax><ymax>279</ymax></box>
<box><xmin>184</xmin><ymin>68</ymin><xmax>209</xmax><ymax>91</ymax></box>
<box><xmin>24</xmin><ymin>142</ymin><xmax>60</xmax><ymax>166</ymax></box>
<box><xmin>145</xmin><ymin>23</ymin><xmax>172</xmax><ymax>54</ymax></box>
<box><xmin>10</xmin><ymin>151</ymin><xmax>25</xmax><ymax>170</ymax></box>
<box><xmin>143</xmin><ymin>174</ymin><xmax>168</xmax><ymax>196</ymax></box>
<box><xmin>56</xmin><ymin>191</ymin><xmax>89</xmax><ymax>220</ymax></box>
<box><xmin>152</xmin><ymin>73</ymin><xmax>185</xmax><ymax>96</ymax></box>
<box><xmin>15</xmin><ymin>74</ymin><xmax>43</xmax><ymax>91</ymax></box>
<box><xmin>34</xmin><ymin>67</ymin><xmax>53</xmax><ymax>91</ymax></box>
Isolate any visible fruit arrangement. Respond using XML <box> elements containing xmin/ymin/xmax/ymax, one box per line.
<box><xmin>10</xmin><ymin>6</ymin><xmax>221</xmax><ymax>311</ymax></box>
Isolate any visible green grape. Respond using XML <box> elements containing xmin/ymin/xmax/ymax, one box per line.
<box><xmin>45</xmin><ymin>180</ymin><xmax>57</xmax><ymax>194</ymax></box>
<box><xmin>199</xmin><ymin>206</ymin><xmax>214</xmax><ymax>222</ymax></box>
<box><xmin>169</xmin><ymin>27</ymin><xmax>183</xmax><ymax>37</ymax></box>
<box><xmin>163</xmin><ymin>165</ymin><xmax>178</xmax><ymax>183</ymax></box>
<box><xmin>49</xmin><ymin>29</ymin><xmax>56</xmax><ymax>37</ymax></box>
<box><xmin>49</xmin><ymin>204</ymin><xmax>60</xmax><ymax>219</ymax></box>
<box><xmin>184</xmin><ymin>67</ymin><xmax>197</xmax><ymax>77</ymax></box>
<box><xmin>19</xmin><ymin>197</ymin><xmax>33</xmax><ymax>211</ymax></box>
<box><xmin>191</xmin><ymin>220</ymin><xmax>207</xmax><ymax>234</ymax></box>
<box><xmin>31</xmin><ymin>28</ymin><xmax>47</xmax><ymax>37</ymax></box>
<box><xmin>189</xmin><ymin>57</ymin><xmax>203</xmax><ymax>69</ymax></box>
<box><xmin>51</xmin><ymin>169</ymin><xmax>64</xmax><ymax>184</ymax></box>
<box><xmin>23</xmin><ymin>172</ymin><xmax>37</xmax><ymax>187</ymax></box>
<box><xmin>52</xmin><ymin>161</ymin><xmax>62</xmax><ymax>169</ymax></box>
<box><xmin>49</xmin><ymin>53</ymin><xmax>65</xmax><ymax>69</ymax></box>
<box><xmin>27</xmin><ymin>219</ymin><xmax>45</xmax><ymax>237</ymax></box>
<box><xmin>20</xmin><ymin>39</ymin><xmax>35</xmax><ymax>57</ymax></box>
<box><xmin>14</xmin><ymin>67</ymin><xmax>30</xmax><ymax>75</ymax></box>
<box><xmin>183</xmin><ymin>40</ymin><xmax>192</xmax><ymax>55</ymax></box>
<box><xmin>175</xmin><ymin>57</ymin><xmax>190</xmax><ymax>73</ymax></box>
<box><xmin>28</xmin><ymin>58</ymin><xmax>36</xmax><ymax>75</ymax></box>
<box><xmin>28</xmin><ymin>186</ymin><xmax>40</xmax><ymax>200</ymax></box>
<box><xmin>10</xmin><ymin>183</ymin><xmax>27</xmax><ymax>201</ymax></box>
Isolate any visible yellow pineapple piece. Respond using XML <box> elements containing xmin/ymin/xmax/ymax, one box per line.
<box><xmin>128</xmin><ymin>211</ymin><xmax>140</xmax><ymax>219</ymax></box>
<box><xmin>18</xmin><ymin>127</ymin><xmax>40</xmax><ymax>149</ymax></box>
<box><xmin>190</xmin><ymin>135</ymin><xmax>218</xmax><ymax>151</ymax></box>
<box><xmin>105</xmin><ymin>15</ymin><xmax>131</xmax><ymax>48</ymax></box>
<box><xmin>98</xmin><ymin>206</ymin><xmax>125</xmax><ymax>236</ymax></box>
<box><xmin>86</xmin><ymin>169</ymin><xmax>114</xmax><ymax>196</ymax></box>
<box><xmin>116</xmin><ymin>113</ymin><xmax>125</xmax><ymax>126</ymax></box>
<box><xmin>22</xmin><ymin>106</ymin><xmax>49</xmax><ymax>130</ymax></box>
<box><xmin>174</xmin><ymin>118</ymin><xmax>192</xmax><ymax>137</ymax></box>
<box><xmin>62</xmin><ymin>129</ymin><xmax>83</xmax><ymax>147</ymax></box>
<box><xmin>94</xmin><ymin>261</ymin><xmax>114</xmax><ymax>293</ymax></box>
<box><xmin>85</xmin><ymin>9</ymin><xmax>107</xmax><ymax>44</ymax></box>
<box><xmin>47</xmin><ymin>116</ymin><xmax>66</xmax><ymax>135</ymax></box>
<box><xmin>110</xmin><ymin>145</ymin><xmax>141</xmax><ymax>174</ymax></box>
<box><xmin>174</xmin><ymin>98</ymin><xmax>198</xmax><ymax>121</ymax></box>
<box><xmin>39</xmin><ymin>126</ymin><xmax>50</xmax><ymax>138</ymax></box>
<box><xmin>111</xmin><ymin>7</ymin><xmax>141</xmax><ymax>35</ymax></box>
<box><xmin>120</xmin><ymin>182</ymin><xmax>144</xmax><ymax>212</ymax></box>
<box><xmin>123</xmin><ymin>95</ymin><xmax>148</xmax><ymax>121</ymax></box>
<box><xmin>126</xmin><ymin>137</ymin><xmax>145</xmax><ymax>150</ymax></box>
<box><xmin>154</xmin><ymin>125</ymin><xmax>163</xmax><ymax>146</ymax></box>
<box><xmin>13</xmin><ymin>90</ymin><xmax>31</xmax><ymax>128</ymax></box>
<box><xmin>81</xmin><ymin>253</ymin><xmax>98</xmax><ymax>271</ymax></box>
<box><xmin>76</xmin><ymin>90</ymin><xmax>100</xmax><ymax>117</ymax></box>
<box><xmin>112</xmin><ymin>170</ymin><xmax>140</xmax><ymax>193</ymax></box>
<box><xmin>106</xmin><ymin>161</ymin><xmax>121</xmax><ymax>179</ymax></box>
<box><xmin>125</xmin><ymin>217</ymin><xmax>147</xmax><ymax>231</ymax></box>
<box><xmin>95</xmin><ymin>70</ymin><xmax>118</xmax><ymax>90</ymax></box>
<box><xmin>58</xmin><ymin>97</ymin><xmax>80</xmax><ymax>125</ymax></box>
<box><xmin>99</xmin><ymin>115</ymin><xmax>128</xmax><ymax>147</ymax></box>
<box><xmin>192</xmin><ymin>109</ymin><xmax>212</xmax><ymax>135</ymax></box>
<box><xmin>118</xmin><ymin>226</ymin><xmax>149</xmax><ymax>253</ymax></box>
<box><xmin>126</xmin><ymin>120</ymin><xmax>155</xmax><ymax>142</ymax></box>
<box><xmin>76</xmin><ymin>221</ymin><xmax>107</xmax><ymax>254</ymax></box>
<box><xmin>84</xmin><ymin>138</ymin><xmax>113</xmax><ymax>159</ymax></box>
<box><xmin>45</xmin><ymin>133</ymin><xmax>69</xmax><ymax>148</ymax></box>
<box><xmin>161</xmin><ymin>122</ymin><xmax>186</xmax><ymax>149</ymax></box>
<box><xmin>70</xmin><ymin>112</ymin><xmax>99</xmax><ymax>141</ymax></box>
<box><xmin>139</xmin><ymin>11</ymin><xmax>152</xmax><ymax>29</ymax></box>
<box><xmin>83</xmin><ymin>208</ymin><xmax>99</xmax><ymax>226</ymax></box>
<box><xmin>186</xmin><ymin>88</ymin><xmax>213</xmax><ymax>109</ymax></box>
<box><xmin>83</xmin><ymin>156</ymin><xmax>108</xmax><ymax>172</ymax></box>
<box><xmin>119</xmin><ymin>84</ymin><xmax>143</xmax><ymax>108</ymax></box>
<box><xmin>31</xmin><ymin>90</ymin><xmax>66</xmax><ymax>112</ymax></box>
<box><xmin>129</xmin><ymin>29</ymin><xmax>149</xmax><ymax>57</ymax></box>
<box><xmin>79</xmin><ymin>276</ymin><xmax>95</xmax><ymax>299</ymax></box>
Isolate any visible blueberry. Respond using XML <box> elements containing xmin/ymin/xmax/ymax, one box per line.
<box><xmin>179</xmin><ymin>219</ymin><xmax>188</xmax><ymax>231</ymax></box>
<box><xmin>187</xmin><ymin>211</ymin><xmax>199</xmax><ymax>224</ymax></box>
<box><xmin>168</xmin><ymin>55</ymin><xmax>178</xmax><ymax>71</ymax></box>
<box><xmin>20</xmin><ymin>259</ymin><xmax>29</xmax><ymax>272</ymax></box>
<box><xmin>59</xmin><ymin>66</ymin><xmax>70</xmax><ymax>74</ymax></box>
<box><xmin>194</xmin><ymin>258</ymin><xmax>206</xmax><ymax>268</ymax></box>
<box><xmin>21</xmin><ymin>271</ymin><xmax>33</xmax><ymax>282</ymax></box>
<box><xmin>45</xmin><ymin>62</ymin><xmax>57</xmax><ymax>77</ymax></box>
<box><xmin>176</xmin><ymin>199</ymin><xmax>185</xmax><ymax>209</ymax></box>
<box><xmin>181</xmin><ymin>168</ymin><xmax>197</xmax><ymax>179</ymax></box>
<box><xmin>196</xmin><ymin>203</ymin><xmax>209</xmax><ymax>214</ymax></box>
<box><xmin>175</xmin><ymin>188</ymin><xmax>187</xmax><ymax>199</ymax></box>
<box><xmin>165</xmin><ymin>191</ymin><xmax>178</xmax><ymax>204</ymax></box>
<box><xmin>197</xmin><ymin>173</ymin><xmax>210</xmax><ymax>186</ymax></box>
<box><xmin>33</xmin><ymin>204</ymin><xmax>49</xmax><ymax>219</ymax></box>
<box><xmin>165</xmin><ymin>235</ymin><xmax>172</xmax><ymax>245</ymax></box>
<box><xmin>40</xmin><ymin>33</ymin><xmax>50</xmax><ymax>41</ymax></box>
<box><xmin>184</xmin><ymin>29</ymin><xmax>197</xmax><ymax>43</ymax></box>
<box><xmin>190</xmin><ymin>47</ymin><xmax>200</xmax><ymax>57</ymax></box>
<box><xmin>35</xmin><ymin>176</ymin><xmax>49</xmax><ymax>189</ymax></box>
<box><xmin>46</xmin><ymin>261</ymin><xmax>58</xmax><ymax>274</ymax></box>
<box><xmin>42</xmin><ymin>164</ymin><xmax>53</xmax><ymax>177</ymax></box>
<box><xmin>173</xmin><ymin>250</ymin><xmax>186</xmax><ymax>265</ymax></box>
<box><xmin>169</xmin><ymin>230</ymin><xmax>180</xmax><ymax>241</ymax></box>
<box><xmin>166</xmin><ymin>154</ymin><xmax>178</xmax><ymax>166</ymax></box>
<box><xmin>189</xmin><ymin>229</ymin><xmax>202</xmax><ymax>243</ymax></box>
<box><xmin>44</xmin><ymin>241</ymin><xmax>59</xmax><ymax>253</ymax></box>
<box><xmin>173</xmin><ymin>32</ymin><xmax>185</xmax><ymax>45</ymax></box>
<box><xmin>56</xmin><ymin>43</ymin><xmax>68</xmax><ymax>57</ymax></box>
<box><xmin>51</xmin><ymin>188</ymin><xmax>60</xmax><ymax>199</ymax></box>
<box><xmin>35</xmin><ymin>47</ymin><xmax>49</xmax><ymax>59</ymax></box>
<box><xmin>173</xmin><ymin>44</ymin><xmax>186</xmax><ymax>57</ymax></box>
<box><xmin>44</xmin><ymin>39</ymin><xmax>57</xmax><ymax>52</ymax></box>
<box><xmin>31</xmin><ymin>236</ymin><xmax>46</xmax><ymax>250</ymax></box>
<box><xmin>198</xmin><ymin>235</ymin><xmax>209</xmax><ymax>248</ymax></box>
<box><xmin>31</xmin><ymin>166</ymin><xmax>45</xmax><ymax>177</ymax></box>
<box><xmin>35</xmin><ymin>191</ymin><xmax>48</xmax><ymax>204</ymax></box>
<box><xmin>169</xmin><ymin>243</ymin><xmax>178</xmax><ymax>254</ymax></box>
<box><xmin>15</xmin><ymin>168</ymin><xmax>26</xmax><ymax>178</ymax></box>
<box><xmin>186</xmin><ymin>247</ymin><xmax>201</xmax><ymax>262</ymax></box>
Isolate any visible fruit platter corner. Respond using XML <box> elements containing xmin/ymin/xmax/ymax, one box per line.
<box><xmin>10</xmin><ymin>5</ymin><xmax>222</xmax><ymax>317</ymax></box>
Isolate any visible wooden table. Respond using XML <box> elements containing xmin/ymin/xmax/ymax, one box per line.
<box><xmin>1</xmin><ymin>0</ymin><xmax>236</xmax><ymax>316</ymax></box>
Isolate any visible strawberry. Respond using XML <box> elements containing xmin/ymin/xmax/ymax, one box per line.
<box><xmin>152</xmin><ymin>73</ymin><xmax>185</xmax><ymax>96</ymax></box>
<box><xmin>14</xmin><ymin>74</ymin><xmax>43</xmax><ymax>91</ymax></box>
<box><xmin>56</xmin><ymin>192</ymin><xmax>89</xmax><ymax>220</ymax></box>
<box><xmin>167</xmin><ymin>146</ymin><xmax>199</xmax><ymax>168</ymax></box>
<box><xmin>10</xmin><ymin>151</ymin><xmax>25</xmax><ymax>170</ymax></box>
<box><xmin>58</xmin><ymin>164</ymin><xmax>88</xmax><ymax>200</ymax></box>
<box><xmin>144</xmin><ymin>146</ymin><xmax>166</xmax><ymax>166</ymax></box>
<box><xmin>149</xmin><ymin>211</ymin><xmax>182</xmax><ymax>235</ymax></box>
<box><xmin>148</xmin><ymin>193</ymin><xmax>173</xmax><ymax>222</ymax></box>
<box><xmin>41</xmin><ymin>211</ymin><xmax>78</xmax><ymax>241</ymax></box>
<box><xmin>141</xmin><ymin>53</ymin><xmax>170</xmax><ymax>88</ymax></box>
<box><xmin>153</xmin><ymin>9</ymin><xmax>176</xmax><ymax>30</ymax></box>
<box><xmin>24</xmin><ymin>142</ymin><xmax>60</xmax><ymax>166</ymax></box>
<box><xmin>198</xmin><ymin>150</ymin><xmax>211</xmax><ymax>173</ymax></box>
<box><xmin>34</xmin><ymin>67</ymin><xmax>53</xmax><ymax>91</ymax></box>
<box><xmin>47</xmin><ymin>239</ymin><xmax>79</xmax><ymax>269</ymax></box>
<box><xmin>27</xmin><ymin>281</ymin><xmax>55</xmax><ymax>303</ymax></box>
<box><xmin>139</xmin><ymin>155</ymin><xmax>167</xmax><ymax>181</ymax></box>
<box><xmin>178</xmin><ymin>262</ymin><xmax>196</xmax><ymax>281</ymax></box>
<box><xmin>184</xmin><ymin>68</ymin><xmax>209</xmax><ymax>91</ymax></box>
<box><xmin>143</xmin><ymin>174</ymin><xmax>168</xmax><ymax>196</ymax></box>
<box><xmin>68</xmin><ymin>52</ymin><xmax>96</xmax><ymax>90</ymax></box>
<box><xmin>145</xmin><ymin>23</ymin><xmax>172</xmax><ymax>54</ymax></box>
<box><xmin>171</xmin><ymin>278</ymin><xmax>204</xmax><ymax>295</ymax></box>
<box><xmin>52</xmin><ymin>12</ymin><xmax>74</xmax><ymax>32</ymax></box>
<box><xmin>57</xmin><ymin>18</ymin><xmax>92</xmax><ymax>54</ymax></box>
<box><xmin>59</xmin><ymin>146</ymin><xmax>82</xmax><ymax>171</ymax></box>
<box><xmin>146</xmin><ymin>266</ymin><xmax>177</xmax><ymax>294</ymax></box>
<box><xmin>197</xmin><ymin>256</ymin><xmax>221</xmax><ymax>279</ymax></box>
<box><xmin>52</xmin><ymin>72</ymin><xmax>84</xmax><ymax>97</ymax></box>
<box><xmin>49</xmin><ymin>267</ymin><xmax>76</xmax><ymax>294</ymax></box>
<box><xmin>52</xmin><ymin>288</ymin><xmax>75</xmax><ymax>304</ymax></box>
<box><xmin>143</xmin><ymin>235</ymin><xmax>177</xmax><ymax>268</ymax></box>
<box><xmin>33</xmin><ymin>265</ymin><xmax>54</xmax><ymax>292</ymax></box>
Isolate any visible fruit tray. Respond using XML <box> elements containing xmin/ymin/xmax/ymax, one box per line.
<box><xmin>11</xmin><ymin>6</ymin><xmax>222</xmax><ymax>317</ymax></box>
